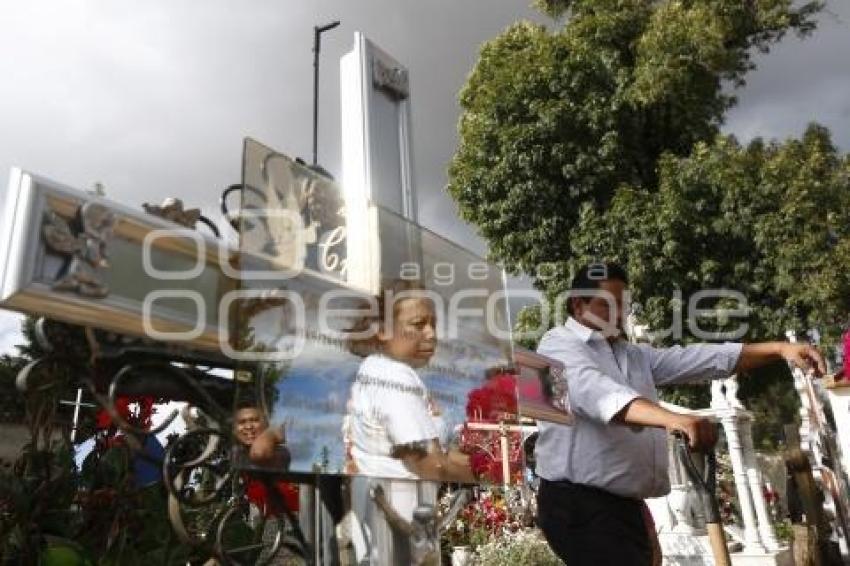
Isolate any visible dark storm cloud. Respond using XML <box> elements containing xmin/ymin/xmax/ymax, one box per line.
<box><xmin>0</xmin><ymin>1</ymin><xmax>848</xmax><ymax>350</ymax></box>
<box><xmin>724</xmin><ymin>1</ymin><xmax>850</xmax><ymax>150</ymax></box>
<box><xmin>0</xmin><ymin>1</ymin><xmax>546</xmax><ymax>349</ymax></box>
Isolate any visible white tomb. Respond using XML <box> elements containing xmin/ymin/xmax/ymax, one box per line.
<box><xmin>647</xmin><ymin>376</ymin><xmax>792</xmax><ymax>565</ymax></box>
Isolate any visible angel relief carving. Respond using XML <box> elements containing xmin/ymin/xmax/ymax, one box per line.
<box><xmin>248</xmin><ymin>147</ymin><xmax>347</xmax><ymax>277</ymax></box>
<box><xmin>42</xmin><ymin>202</ymin><xmax>115</xmax><ymax>297</ymax></box>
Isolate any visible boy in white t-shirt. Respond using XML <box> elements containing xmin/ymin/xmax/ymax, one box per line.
<box><xmin>343</xmin><ymin>284</ymin><xmax>475</xmax><ymax>565</ymax></box>
<box><xmin>345</xmin><ymin>287</ymin><xmax>473</xmax><ymax>483</ymax></box>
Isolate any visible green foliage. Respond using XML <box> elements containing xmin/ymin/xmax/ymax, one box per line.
<box><xmin>531</xmin><ymin>0</ymin><xmax>571</xmax><ymax>20</ymax></box>
<box><xmin>0</xmin><ymin>437</ymin><xmax>200</xmax><ymax>565</ymax></box>
<box><xmin>471</xmin><ymin>529</ymin><xmax>561</xmax><ymax>565</ymax></box>
<box><xmin>737</xmin><ymin>362</ymin><xmax>801</xmax><ymax>450</ymax></box>
<box><xmin>0</xmin><ymin>316</ymin><xmax>212</xmax><ymax>564</ymax></box>
<box><xmin>451</xmin><ymin>1</ymin><xmax>841</xmax><ymax>417</ymax></box>
<box><xmin>607</xmin><ymin>127</ymin><xmax>850</xmax><ymax>348</ymax></box>
<box><xmin>659</xmin><ymin>382</ymin><xmax>711</xmax><ymax>410</ymax></box>
<box><xmin>774</xmin><ymin>518</ymin><xmax>793</xmax><ymax>542</ymax></box>
<box><xmin>11</xmin><ymin>318</ymin><xmax>98</xmax><ymax>455</ymax></box>
<box><xmin>450</xmin><ymin>0</ymin><xmax>822</xmax><ymax>278</ymax></box>
<box><xmin>513</xmin><ymin>303</ymin><xmax>547</xmax><ymax>350</ymax></box>
<box><xmin>0</xmin><ymin>354</ymin><xmax>26</xmax><ymax>424</ymax></box>
<box><xmin>18</xmin><ymin>316</ymin><xmax>91</xmax><ymax>363</ymax></box>
<box><xmin>1</xmin><ymin>440</ymin><xmax>81</xmax><ymax>562</ymax></box>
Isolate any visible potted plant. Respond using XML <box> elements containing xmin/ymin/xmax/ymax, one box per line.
<box><xmin>441</xmin><ymin>489</ymin><xmax>519</xmax><ymax>565</ymax></box>
<box><xmin>471</xmin><ymin>529</ymin><xmax>561</xmax><ymax>565</ymax></box>
<box><xmin>443</xmin><ymin>516</ymin><xmax>488</xmax><ymax>566</ymax></box>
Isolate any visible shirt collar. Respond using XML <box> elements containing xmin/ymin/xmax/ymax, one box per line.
<box><xmin>565</xmin><ymin>317</ymin><xmax>604</xmax><ymax>343</ymax></box>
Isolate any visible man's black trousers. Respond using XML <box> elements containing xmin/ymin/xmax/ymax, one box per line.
<box><xmin>537</xmin><ymin>477</ymin><xmax>652</xmax><ymax>565</ymax></box>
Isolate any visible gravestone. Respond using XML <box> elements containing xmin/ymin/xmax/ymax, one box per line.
<box><xmin>0</xmin><ymin>34</ymin><xmax>576</xmax><ymax>566</ymax></box>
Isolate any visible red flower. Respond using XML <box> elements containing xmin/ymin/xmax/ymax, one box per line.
<box><xmin>461</xmin><ymin>372</ymin><xmax>525</xmax><ymax>484</ymax></box>
<box><xmin>469</xmin><ymin>451</ymin><xmax>491</xmax><ymax>480</ymax></box>
<box><xmin>95</xmin><ymin>408</ymin><xmax>113</xmax><ymax>429</ymax></box>
<box><xmin>244</xmin><ymin>477</ymin><xmax>300</xmax><ymax>516</ymax></box>
<box><xmin>459</xmin><ymin>423</ymin><xmax>524</xmax><ymax>484</ymax></box>
<box><xmin>466</xmin><ymin>373</ymin><xmax>518</xmax><ymax>422</ymax></box>
<box><xmin>95</xmin><ymin>396</ymin><xmax>157</xmax><ymax>431</ymax></box>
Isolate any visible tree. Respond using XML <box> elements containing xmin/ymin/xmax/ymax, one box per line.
<box><xmin>449</xmin><ymin>0</ymin><xmax>822</xmax><ymax>279</ymax></box>
<box><xmin>513</xmin><ymin>126</ymin><xmax>850</xmax><ymax>432</ymax></box>
<box><xmin>449</xmin><ymin>1</ymin><xmax>846</xmax><ymax>436</ymax></box>
<box><xmin>449</xmin><ymin>0</ymin><xmax>844</xmax><ymax>344</ymax></box>
<box><xmin>606</xmin><ymin>126</ymin><xmax>850</xmax><ymax>347</ymax></box>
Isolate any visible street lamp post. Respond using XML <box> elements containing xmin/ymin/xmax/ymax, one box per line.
<box><xmin>312</xmin><ymin>21</ymin><xmax>340</xmax><ymax>167</ymax></box>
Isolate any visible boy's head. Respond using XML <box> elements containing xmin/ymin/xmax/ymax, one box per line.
<box><xmin>378</xmin><ymin>293</ymin><xmax>437</xmax><ymax>368</ymax></box>
<box><xmin>348</xmin><ymin>280</ymin><xmax>438</xmax><ymax>367</ymax></box>
<box><xmin>233</xmin><ymin>403</ymin><xmax>268</xmax><ymax>447</ymax></box>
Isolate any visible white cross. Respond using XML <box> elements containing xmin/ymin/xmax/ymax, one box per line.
<box><xmin>58</xmin><ymin>388</ymin><xmax>96</xmax><ymax>443</ymax></box>
<box><xmin>464</xmin><ymin>419</ymin><xmax>537</xmax><ymax>490</ymax></box>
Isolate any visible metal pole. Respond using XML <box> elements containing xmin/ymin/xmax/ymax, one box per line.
<box><xmin>674</xmin><ymin>432</ymin><xmax>732</xmax><ymax>566</ymax></box>
<box><xmin>312</xmin><ymin>21</ymin><xmax>340</xmax><ymax>166</ymax></box>
<box><xmin>314</xmin><ymin>483</ymin><xmax>322</xmax><ymax>565</ymax></box>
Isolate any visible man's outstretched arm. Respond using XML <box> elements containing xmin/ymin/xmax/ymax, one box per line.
<box><xmin>735</xmin><ymin>342</ymin><xmax>826</xmax><ymax>376</ymax></box>
<box><xmin>613</xmin><ymin>397</ymin><xmax>718</xmax><ymax>451</ymax></box>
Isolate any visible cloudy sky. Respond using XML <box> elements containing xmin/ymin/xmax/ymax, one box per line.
<box><xmin>0</xmin><ymin>0</ymin><xmax>849</xmax><ymax>355</ymax></box>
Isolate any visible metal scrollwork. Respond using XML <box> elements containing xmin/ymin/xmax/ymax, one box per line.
<box><xmin>163</xmin><ymin>427</ymin><xmax>231</xmax><ymax>508</ymax></box>
<box><xmin>214</xmin><ymin>500</ymin><xmax>286</xmax><ymax>566</ymax></box>
<box><xmin>139</xmin><ymin>195</ymin><xmax>307</xmax><ymax>563</ymax></box>
<box><xmin>11</xmin><ymin>189</ymin><xmax>314</xmax><ymax>564</ymax></box>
